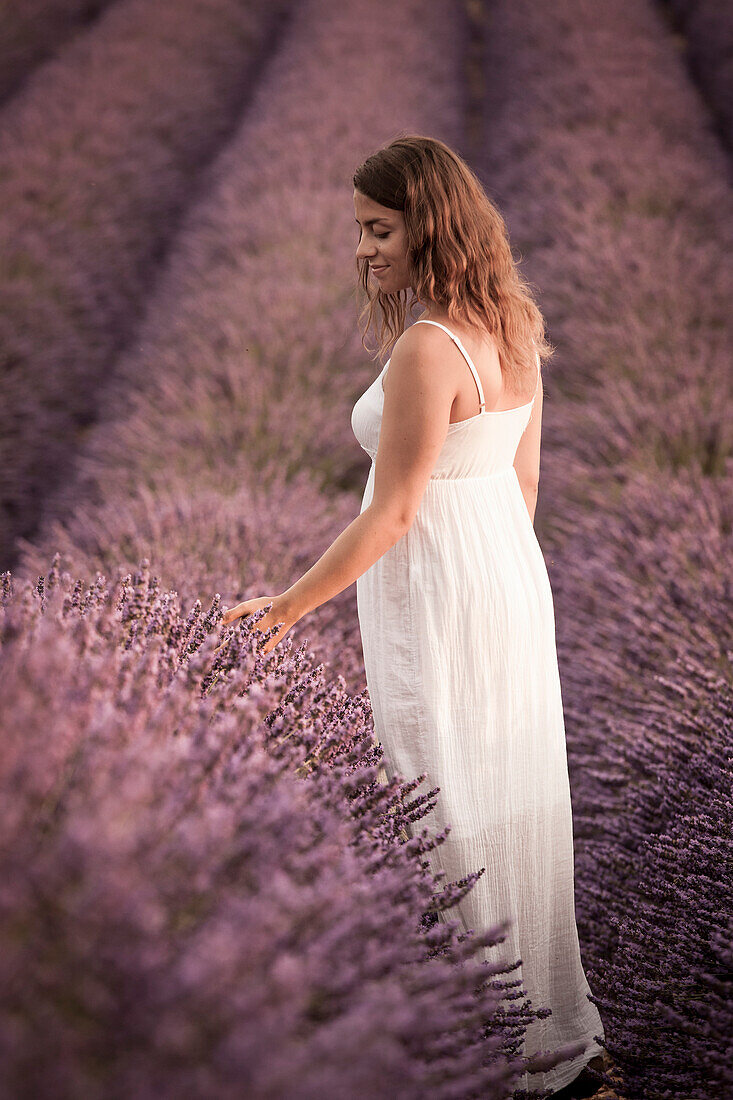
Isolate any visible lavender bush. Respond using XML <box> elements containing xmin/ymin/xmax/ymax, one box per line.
<box><xmin>552</xmin><ymin>467</ymin><xmax>733</xmax><ymax>1097</ymax></box>
<box><xmin>0</xmin><ymin>559</ymin><xmax>582</xmax><ymax>1099</ymax></box>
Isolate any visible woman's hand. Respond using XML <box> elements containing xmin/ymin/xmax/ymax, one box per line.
<box><xmin>219</xmin><ymin>593</ymin><xmax>300</xmax><ymax>655</ymax></box>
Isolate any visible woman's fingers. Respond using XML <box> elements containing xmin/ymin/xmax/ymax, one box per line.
<box><xmin>221</xmin><ymin>602</ymin><xmax>246</xmax><ymax>625</ymax></box>
<box><xmin>215</xmin><ymin>595</ymin><xmax>292</xmax><ymax>656</ymax></box>
<box><xmin>220</xmin><ymin>596</ymin><xmax>276</xmax><ymax>629</ymax></box>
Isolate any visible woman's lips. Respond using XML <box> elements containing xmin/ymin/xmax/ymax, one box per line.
<box><xmin>371</xmin><ymin>265</ymin><xmax>388</xmax><ymax>276</ymax></box>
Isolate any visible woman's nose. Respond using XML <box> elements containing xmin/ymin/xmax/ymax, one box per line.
<box><xmin>356</xmin><ymin>239</ymin><xmax>376</xmax><ymax>260</ymax></box>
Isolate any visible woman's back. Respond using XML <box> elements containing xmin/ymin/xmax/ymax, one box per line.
<box><xmin>403</xmin><ymin>317</ymin><xmax>540</xmax><ymax>420</ymax></box>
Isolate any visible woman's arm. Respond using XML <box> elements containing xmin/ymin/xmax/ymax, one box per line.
<box><xmin>283</xmin><ymin>505</ymin><xmax>406</xmax><ymax>618</ymax></box>
<box><xmin>221</xmin><ymin>327</ymin><xmax>455</xmax><ymax>652</ymax></box>
<box><xmin>219</xmin><ymin>507</ymin><xmax>406</xmax><ymax>654</ymax></box>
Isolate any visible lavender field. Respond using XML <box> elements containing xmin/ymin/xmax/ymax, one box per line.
<box><xmin>1</xmin><ymin>1</ymin><xmax>731</xmax><ymax>1098</ymax></box>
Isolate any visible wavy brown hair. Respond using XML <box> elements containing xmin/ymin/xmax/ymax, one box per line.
<box><xmin>353</xmin><ymin>133</ymin><xmax>553</xmax><ymax>395</ymax></box>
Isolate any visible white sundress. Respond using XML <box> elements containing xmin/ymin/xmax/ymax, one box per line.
<box><xmin>351</xmin><ymin>318</ymin><xmax>606</xmax><ymax>1095</ymax></box>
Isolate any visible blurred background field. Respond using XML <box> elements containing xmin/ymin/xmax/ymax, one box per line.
<box><xmin>0</xmin><ymin>1</ymin><xmax>730</xmax><ymax>1097</ymax></box>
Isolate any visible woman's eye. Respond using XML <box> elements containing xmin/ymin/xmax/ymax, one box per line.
<box><xmin>356</xmin><ymin>227</ymin><xmax>389</xmax><ymax>240</ymax></box>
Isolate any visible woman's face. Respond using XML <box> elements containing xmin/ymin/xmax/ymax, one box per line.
<box><xmin>354</xmin><ymin>189</ymin><xmax>412</xmax><ymax>294</ymax></box>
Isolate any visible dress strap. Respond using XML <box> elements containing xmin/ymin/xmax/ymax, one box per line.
<box><xmin>413</xmin><ymin>319</ymin><xmax>485</xmax><ymax>413</ymax></box>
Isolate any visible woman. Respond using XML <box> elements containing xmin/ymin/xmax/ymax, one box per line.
<box><xmin>222</xmin><ymin>135</ymin><xmax>606</xmax><ymax>1097</ymax></box>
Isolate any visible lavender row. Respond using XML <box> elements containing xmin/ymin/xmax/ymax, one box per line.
<box><xmin>473</xmin><ymin>1</ymin><xmax>733</xmax><ymax>1095</ymax></box>
<box><xmin>0</xmin><ymin>561</ymin><xmax>563</xmax><ymax>1099</ymax></box>
<box><xmin>553</xmin><ymin>467</ymin><xmax>733</xmax><ymax>1098</ymax></box>
<box><xmin>0</xmin><ymin>0</ymin><xmax>115</xmax><ymax>104</ymax></box>
<box><xmin>0</xmin><ymin>0</ymin><xmax>291</xmax><ymax>569</ymax></box>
